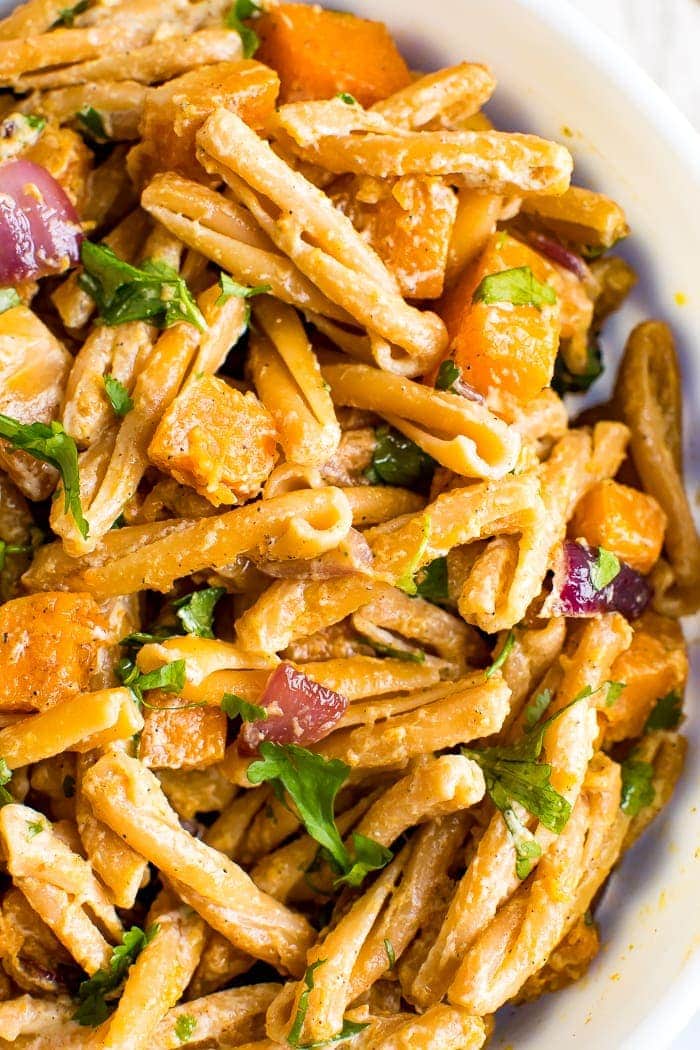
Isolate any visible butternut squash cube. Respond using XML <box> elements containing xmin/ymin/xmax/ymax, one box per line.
<box><xmin>148</xmin><ymin>375</ymin><xmax>278</xmax><ymax>506</ymax></box>
<box><xmin>570</xmin><ymin>479</ymin><xmax>667</xmax><ymax>574</ymax></box>
<box><xmin>139</xmin><ymin>695</ymin><xmax>227</xmax><ymax>770</ymax></box>
<box><xmin>0</xmin><ymin>593</ymin><xmax>107</xmax><ymax>712</ymax></box>
<box><xmin>256</xmin><ymin>3</ymin><xmax>411</xmax><ymax>105</ymax></box>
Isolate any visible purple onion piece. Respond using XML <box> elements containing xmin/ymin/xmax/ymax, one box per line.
<box><xmin>546</xmin><ymin>540</ymin><xmax>652</xmax><ymax>619</ymax></box>
<box><xmin>454</xmin><ymin>377</ymin><xmax>486</xmax><ymax>404</ymax></box>
<box><xmin>528</xmin><ymin>231</ymin><xmax>589</xmax><ymax>282</ymax></box>
<box><xmin>238</xmin><ymin>662</ymin><xmax>348</xmax><ymax>754</ymax></box>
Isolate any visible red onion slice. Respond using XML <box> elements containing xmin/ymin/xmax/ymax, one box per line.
<box><xmin>239</xmin><ymin>663</ymin><xmax>348</xmax><ymax>753</ymax></box>
<box><xmin>545</xmin><ymin>540</ymin><xmax>652</xmax><ymax>619</ymax></box>
<box><xmin>528</xmin><ymin>231</ymin><xmax>589</xmax><ymax>282</ymax></box>
<box><xmin>0</xmin><ymin>160</ymin><xmax>82</xmax><ymax>283</ymax></box>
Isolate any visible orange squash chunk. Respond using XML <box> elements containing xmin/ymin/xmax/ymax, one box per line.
<box><xmin>139</xmin><ymin>695</ymin><xmax>227</xmax><ymax>770</ymax></box>
<box><xmin>0</xmin><ymin>593</ymin><xmax>107</xmax><ymax>712</ymax></box>
<box><xmin>570</xmin><ymin>479</ymin><xmax>667</xmax><ymax>574</ymax></box>
<box><xmin>148</xmin><ymin>375</ymin><xmax>278</xmax><ymax>507</ymax></box>
<box><xmin>131</xmin><ymin>60</ymin><xmax>279</xmax><ymax>185</ymax></box>
<box><xmin>331</xmin><ymin>174</ymin><xmax>457</xmax><ymax>299</ymax></box>
<box><xmin>436</xmin><ymin>232</ymin><xmax>561</xmax><ymax>402</ymax></box>
<box><xmin>256</xmin><ymin>3</ymin><xmax>411</xmax><ymax>105</ymax></box>
<box><xmin>602</xmin><ymin>611</ymin><xmax>687</xmax><ymax>744</ymax></box>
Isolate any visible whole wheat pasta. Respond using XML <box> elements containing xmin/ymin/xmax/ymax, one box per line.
<box><xmin>30</xmin><ymin>81</ymin><xmax>147</xmax><ymax>140</ymax></box>
<box><xmin>372</xmin><ymin>63</ymin><xmax>496</xmax><ymax>130</ymax></box>
<box><xmin>0</xmin><ymin>995</ymin><xmax>74</xmax><ymax>1042</ymax></box>
<box><xmin>521</xmin><ymin>184</ymin><xmax>629</xmax><ymax>247</ymax></box>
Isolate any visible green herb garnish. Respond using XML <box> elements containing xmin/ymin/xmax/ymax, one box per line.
<box><xmin>620</xmin><ymin>758</ymin><xmax>655</xmax><ymax>816</ymax></box>
<box><xmin>472</xmin><ymin>266</ymin><xmax>557</xmax><ymax>309</ymax></box>
<box><xmin>74</xmin><ymin>925</ymin><xmax>158</xmax><ymax>1026</ymax></box>
<box><xmin>0</xmin><ymin>288</ymin><xmax>20</xmax><ymax>314</ymax></box>
<box><xmin>173</xmin><ymin>586</ymin><xmax>226</xmax><ymax>638</ymax></box>
<box><xmin>116</xmin><ymin>657</ymin><xmax>187</xmax><ymax>705</ymax></box>
<box><xmin>552</xmin><ymin>337</ymin><xmax>603</xmax><ymax>395</ymax></box>
<box><xmin>221</xmin><ymin>693</ymin><xmax>267</xmax><ymax>722</ymax></box>
<box><xmin>365</xmin><ymin>425</ymin><xmax>435</xmax><ymax>488</ymax></box>
<box><xmin>25</xmin><ymin>819</ymin><xmax>44</xmax><ymax>839</ymax></box>
<box><xmin>76</xmin><ymin>105</ymin><xmax>108</xmax><ymax>141</ymax></box>
<box><xmin>103</xmin><ymin>374</ymin><xmax>133</xmax><ymax>417</ymax></box>
<box><xmin>435</xmin><ymin>359</ymin><xmax>461</xmax><ymax>392</ymax></box>
<box><xmin>0</xmin><ymin>415</ymin><xmax>87</xmax><ymax>538</ymax></box>
<box><xmin>337</xmin><ymin>92</ymin><xmax>357</xmax><ymax>105</ymax></box>
<box><xmin>225</xmin><ymin>0</ymin><xmax>261</xmax><ymax>58</ymax></box>
<box><xmin>216</xmin><ymin>273</ymin><xmax>271</xmax><ymax>324</ymax></box>
<box><xmin>287</xmin><ymin>960</ymin><xmax>369</xmax><ymax>1047</ymax></box>
<box><xmin>79</xmin><ymin>242</ymin><xmax>206</xmax><ymax>331</ymax></box>
<box><xmin>0</xmin><ymin>540</ymin><xmax>32</xmax><ymax>572</ymax></box>
<box><xmin>644</xmin><ymin>689</ymin><xmax>683</xmax><ymax>732</ymax></box>
<box><xmin>589</xmin><ymin>546</ymin><xmax>621</xmax><ymax>591</ymax></box>
<box><xmin>485</xmin><ymin>629</ymin><xmax>515</xmax><ymax>679</ymax></box>
<box><xmin>359</xmin><ymin>636</ymin><xmax>425</xmax><ymax>663</ymax></box>
<box><xmin>383</xmin><ymin>938</ymin><xmax>396</xmax><ymax>969</ymax></box>
<box><xmin>605</xmin><ymin>681</ymin><xmax>625</xmax><ymax>707</ymax></box>
<box><xmin>174</xmin><ymin>1013</ymin><xmax>197</xmax><ymax>1043</ymax></box>
<box><xmin>524</xmin><ymin>687</ymin><xmax>553</xmax><ymax>730</ymax></box>
<box><xmin>52</xmin><ymin>0</ymin><xmax>89</xmax><ymax>26</ymax></box>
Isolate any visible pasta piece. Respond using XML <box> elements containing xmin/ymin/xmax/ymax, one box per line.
<box><xmin>372</xmin><ymin>63</ymin><xmax>496</xmax><ymax>130</ymax></box>
<box><xmin>0</xmin><ymin>305</ymin><xmax>72</xmax><ymax>500</ymax></box>
<box><xmin>0</xmin><ymin>994</ymin><xmax>74</xmax><ymax>1043</ymax></box>
<box><xmin>100</xmin><ymin>893</ymin><xmax>206</xmax><ymax>1050</ymax></box>
<box><xmin>521</xmin><ymin>184</ymin><xmax>629</xmax><ymax>248</ymax></box>
<box><xmin>275</xmin><ymin>98</ymin><xmax>572</xmax><ymax>195</ymax></box>
<box><xmin>0</xmin><ymin>689</ymin><xmax>143</xmax><ymax>769</ymax></box>
<box><xmin>187</xmin><ymin>930</ymin><xmax>254</xmax><ymax>998</ymax></box>
<box><xmin>0</xmin><ymin>592</ymin><xmax>108</xmax><ymax>711</ymax></box>
<box><xmin>81</xmin><ymin>752</ymin><xmax>315</xmax><ymax>974</ymax></box>
<box><xmin>375</xmin><ymin>1005</ymin><xmax>486</xmax><ymax>1050</ymax></box>
<box><xmin>248</xmin><ymin>298</ymin><xmax>340</xmax><ymax>466</ymax></box>
<box><xmin>0</xmin><ymin>888</ymin><xmax>77</xmax><ymax>996</ymax></box>
<box><xmin>196</xmin><ymin>108</ymin><xmax>448</xmax><ymax>372</ymax></box>
<box><xmin>323</xmin><ymin>360</ymin><xmax>520</xmax><ymax>479</ymax></box>
<box><xmin>151</xmin><ymin>984</ymin><xmax>279</xmax><ymax>1049</ymax></box>
<box><xmin>0</xmin><ymin>804</ymin><xmax>121</xmax><ymax>974</ymax></box>
<box><xmin>149</xmin><ymin>375</ymin><xmax>278</xmax><ymax>505</ymax></box>
<box><xmin>157</xmin><ymin>766</ymin><xmax>236</xmax><ymax>822</ymax></box>
<box><xmin>32</xmin><ymin>81</ymin><xmax>147</xmax><ymax>140</ymax></box>
<box><xmin>341</xmin><ymin>485</ymin><xmax>425</xmax><ymax>526</ymax></box>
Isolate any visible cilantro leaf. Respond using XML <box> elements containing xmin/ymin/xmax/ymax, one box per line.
<box><xmin>247</xmin><ymin>743</ymin><xmax>391</xmax><ymax>886</ymax></box>
<box><xmin>221</xmin><ymin>693</ymin><xmax>267</xmax><ymax>722</ymax></box>
<box><xmin>79</xmin><ymin>242</ymin><xmax>206</xmax><ymax>331</ymax></box>
<box><xmin>524</xmin><ymin>688</ymin><xmax>553</xmax><ymax>730</ymax></box>
<box><xmin>435</xmin><ymin>359</ymin><xmax>461</xmax><ymax>391</ymax></box>
<box><xmin>25</xmin><ymin>819</ymin><xmax>44</xmax><ymax>839</ymax></box>
<box><xmin>605</xmin><ymin>681</ymin><xmax>625</xmax><ymax>707</ymax></box>
<box><xmin>103</xmin><ymin>374</ymin><xmax>133</xmax><ymax>417</ymax></box>
<box><xmin>0</xmin><ymin>288</ymin><xmax>20</xmax><ymax>314</ymax></box>
<box><xmin>0</xmin><ymin>415</ymin><xmax>87</xmax><ymax>538</ymax></box>
<box><xmin>216</xmin><ymin>272</ymin><xmax>271</xmax><ymax>308</ymax></box>
<box><xmin>589</xmin><ymin>546</ymin><xmax>621</xmax><ymax>591</ymax></box>
<box><xmin>173</xmin><ymin>586</ymin><xmax>225</xmax><ymax>638</ymax></box>
<box><xmin>174</xmin><ymin>1014</ymin><xmax>197</xmax><ymax>1043</ymax></box>
<box><xmin>358</xmin><ymin>636</ymin><xmax>425</xmax><ymax>663</ymax></box>
<box><xmin>337</xmin><ymin>92</ymin><xmax>357</xmax><ymax>105</ymax></box>
<box><xmin>0</xmin><ymin>759</ymin><xmax>13</xmax><ymax>806</ymax></box>
<box><xmin>287</xmin><ymin>961</ymin><xmax>368</xmax><ymax>1048</ymax></box>
<box><xmin>365</xmin><ymin>425</ymin><xmax>435</xmax><ymax>488</ymax></box>
<box><xmin>395</xmin><ymin>513</ymin><xmax>431</xmax><ymax>596</ymax></box>
<box><xmin>225</xmin><ymin>0</ymin><xmax>261</xmax><ymax>58</ymax></box>
<box><xmin>116</xmin><ymin>657</ymin><xmax>187</xmax><ymax>705</ymax></box>
<box><xmin>414</xmin><ymin>556</ymin><xmax>449</xmax><ymax>604</ymax></box>
<box><xmin>119</xmin><ymin>627</ymin><xmax>175</xmax><ymax>654</ymax></box>
<box><xmin>0</xmin><ymin>540</ymin><xmax>32</xmax><ymax>572</ymax></box>
<box><xmin>485</xmin><ymin>629</ymin><xmax>515</xmax><ymax>679</ymax></box>
<box><xmin>552</xmin><ymin>336</ymin><xmax>603</xmax><ymax>395</ymax></box>
<box><xmin>620</xmin><ymin>758</ymin><xmax>655</xmax><ymax>816</ymax></box>
<box><xmin>76</xmin><ymin>105</ymin><xmax>108</xmax><ymax>141</ymax></box>
<box><xmin>472</xmin><ymin>266</ymin><xmax>557</xmax><ymax>309</ymax></box>
<box><xmin>25</xmin><ymin>114</ymin><xmax>46</xmax><ymax>131</ymax></box>
<box><xmin>52</xmin><ymin>0</ymin><xmax>88</xmax><ymax>25</ymax></box>
<box><xmin>74</xmin><ymin>925</ymin><xmax>158</xmax><ymax>1026</ymax></box>
<box><xmin>496</xmin><ymin>791</ymin><xmax>542</xmax><ymax>880</ymax></box>
<box><xmin>384</xmin><ymin>938</ymin><xmax>395</xmax><ymax>969</ymax></box>
<box><xmin>644</xmin><ymin>689</ymin><xmax>683</xmax><ymax>732</ymax></box>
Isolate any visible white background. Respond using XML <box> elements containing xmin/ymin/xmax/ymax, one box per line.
<box><xmin>567</xmin><ymin>5</ymin><xmax>698</xmax><ymax>1046</ymax></box>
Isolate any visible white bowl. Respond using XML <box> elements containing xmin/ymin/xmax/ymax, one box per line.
<box><xmin>337</xmin><ymin>2</ymin><xmax>700</xmax><ymax>1047</ymax></box>
<box><xmin>2</xmin><ymin>0</ymin><xmax>699</xmax><ymax>1045</ymax></box>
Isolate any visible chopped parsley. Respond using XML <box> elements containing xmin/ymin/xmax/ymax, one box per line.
<box><xmin>0</xmin><ymin>540</ymin><xmax>32</xmax><ymax>572</ymax></box>
<box><xmin>79</xmin><ymin>242</ymin><xmax>206</xmax><ymax>331</ymax></box>
<box><xmin>524</xmin><ymin>688</ymin><xmax>553</xmax><ymax>730</ymax></box>
<box><xmin>552</xmin><ymin>337</ymin><xmax>603</xmax><ymax>395</ymax></box>
<box><xmin>365</xmin><ymin>425</ymin><xmax>435</xmax><ymax>488</ymax></box>
<box><xmin>644</xmin><ymin>689</ymin><xmax>683</xmax><ymax>732</ymax></box>
<box><xmin>604</xmin><ymin>681</ymin><xmax>625</xmax><ymax>707</ymax></box>
<box><xmin>25</xmin><ymin>819</ymin><xmax>44</xmax><ymax>839</ymax></box>
<box><xmin>74</xmin><ymin>925</ymin><xmax>158</xmax><ymax>1026</ymax></box>
<box><xmin>414</xmin><ymin>555</ymin><xmax>449</xmax><ymax>604</ymax></box>
<box><xmin>116</xmin><ymin>657</ymin><xmax>187</xmax><ymax>705</ymax></box>
<box><xmin>359</xmin><ymin>636</ymin><xmax>425</xmax><ymax>663</ymax></box>
<box><xmin>102</xmin><ymin>374</ymin><xmax>133</xmax><ymax>417</ymax></box>
<box><xmin>0</xmin><ymin>759</ymin><xmax>12</xmax><ymax>806</ymax></box>
<box><xmin>247</xmin><ymin>742</ymin><xmax>392</xmax><ymax>887</ymax></box>
<box><xmin>216</xmin><ymin>273</ymin><xmax>271</xmax><ymax>323</ymax></box>
<box><xmin>395</xmin><ymin>513</ymin><xmax>432</xmax><ymax>596</ymax></box>
<box><xmin>76</xmin><ymin>105</ymin><xmax>108</xmax><ymax>141</ymax></box>
<box><xmin>174</xmin><ymin>1013</ymin><xmax>197</xmax><ymax>1043</ymax></box>
<box><xmin>589</xmin><ymin>546</ymin><xmax>621</xmax><ymax>591</ymax></box>
<box><xmin>620</xmin><ymin>758</ymin><xmax>655</xmax><ymax>817</ymax></box>
<box><xmin>337</xmin><ymin>92</ymin><xmax>357</xmax><ymax>105</ymax></box>
<box><xmin>221</xmin><ymin>693</ymin><xmax>267</xmax><ymax>722</ymax></box>
<box><xmin>0</xmin><ymin>415</ymin><xmax>87</xmax><ymax>538</ymax></box>
<box><xmin>52</xmin><ymin>0</ymin><xmax>89</xmax><ymax>26</ymax></box>
<box><xmin>225</xmin><ymin>0</ymin><xmax>261</xmax><ymax>58</ymax></box>
<box><xmin>287</xmin><ymin>960</ymin><xmax>369</xmax><ymax>1047</ymax></box>
<box><xmin>383</xmin><ymin>938</ymin><xmax>396</xmax><ymax>969</ymax></box>
<box><xmin>472</xmin><ymin>266</ymin><xmax>557</xmax><ymax>309</ymax></box>
<box><xmin>173</xmin><ymin>586</ymin><xmax>226</xmax><ymax>638</ymax></box>
<box><xmin>0</xmin><ymin>288</ymin><xmax>20</xmax><ymax>314</ymax></box>
<box><xmin>485</xmin><ymin>629</ymin><xmax>515</xmax><ymax>679</ymax></box>
<box><xmin>434</xmin><ymin>359</ymin><xmax>461</xmax><ymax>392</ymax></box>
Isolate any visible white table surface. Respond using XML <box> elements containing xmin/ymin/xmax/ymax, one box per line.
<box><xmin>563</xmin><ymin>5</ymin><xmax>699</xmax><ymax>1046</ymax></box>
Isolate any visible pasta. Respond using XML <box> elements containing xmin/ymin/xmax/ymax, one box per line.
<box><xmin>0</xmin><ymin>1</ymin><xmax>696</xmax><ymax>1046</ymax></box>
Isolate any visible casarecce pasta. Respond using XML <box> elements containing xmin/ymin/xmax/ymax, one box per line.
<box><xmin>0</xmin><ymin>1</ymin><xmax>697</xmax><ymax>1047</ymax></box>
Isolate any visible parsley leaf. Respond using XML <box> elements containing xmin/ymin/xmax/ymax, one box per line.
<box><xmin>485</xmin><ymin>629</ymin><xmax>515</xmax><ymax>679</ymax></box>
<box><xmin>76</xmin><ymin>105</ymin><xmax>108</xmax><ymax>141</ymax></box>
<box><xmin>174</xmin><ymin>1014</ymin><xmax>197</xmax><ymax>1043</ymax></box>
<box><xmin>247</xmin><ymin>743</ymin><xmax>391</xmax><ymax>886</ymax></box>
<box><xmin>103</xmin><ymin>374</ymin><xmax>133</xmax><ymax>417</ymax></box>
<box><xmin>497</xmin><ymin>793</ymin><xmax>542</xmax><ymax>879</ymax></box>
<box><xmin>472</xmin><ymin>266</ymin><xmax>557</xmax><ymax>309</ymax></box>
<box><xmin>74</xmin><ymin>925</ymin><xmax>158</xmax><ymax>1026</ymax></box>
<box><xmin>605</xmin><ymin>681</ymin><xmax>625</xmax><ymax>707</ymax></box>
<box><xmin>79</xmin><ymin>242</ymin><xmax>206</xmax><ymax>331</ymax></box>
<box><xmin>524</xmin><ymin>688</ymin><xmax>553</xmax><ymax>730</ymax></box>
<box><xmin>287</xmin><ymin>962</ymin><xmax>369</xmax><ymax>1048</ymax></box>
<box><xmin>644</xmin><ymin>689</ymin><xmax>683</xmax><ymax>732</ymax></box>
<box><xmin>0</xmin><ymin>540</ymin><xmax>32</xmax><ymax>572</ymax></box>
<box><xmin>384</xmin><ymin>938</ymin><xmax>395</xmax><ymax>969</ymax></box>
<box><xmin>119</xmin><ymin>627</ymin><xmax>175</xmax><ymax>654</ymax></box>
<box><xmin>365</xmin><ymin>425</ymin><xmax>435</xmax><ymax>488</ymax></box>
<box><xmin>217</xmin><ymin>272</ymin><xmax>271</xmax><ymax>308</ymax></box>
<box><xmin>589</xmin><ymin>546</ymin><xmax>621</xmax><ymax>591</ymax></box>
<box><xmin>0</xmin><ymin>415</ymin><xmax>87</xmax><ymax>538</ymax></box>
<box><xmin>0</xmin><ymin>759</ymin><xmax>13</xmax><ymax>806</ymax></box>
<box><xmin>116</xmin><ymin>657</ymin><xmax>187</xmax><ymax>705</ymax></box>
<box><xmin>435</xmin><ymin>359</ymin><xmax>461</xmax><ymax>391</ymax></box>
<box><xmin>173</xmin><ymin>586</ymin><xmax>225</xmax><ymax>638</ymax></box>
<box><xmin>221</xmin><ymin>693</ymin><xmax>267</xmax><ymax>722</ymax></box>
<box><xmin>25</xmin><ymin>819</ymin><xmax>44</xmax><ymax>839</ymax></box>
<box><xmin>25</xmin><ymin>114</ymin><xmax>46</xmax><ymax>131</ymax></box>
<box><xmin>395</xmin><ymin>513</ymin><xmax>431</xmax><ymax>596</ymax></box>
<box><xmin>552</xmin><ymin>336</ymin><xmax>603</xmax><ymax>395</ymax></box>
<box><xmin>413</xmin><ymin>556</ymin><xmax>449</xmax><ymax>604</ymax></box>
<box><xmin>620</xmin><ymin>758</ymin><xmax>655</xmax><ymax>816</ymax></box>
<box><xmin>337</xmin><ymin>92</ymin><xmax>357</xmax><ymax>105</ymax></box>
<box><xmin>52</xmin><ymin>0</ymin><xmax>88</xmax><ymax>25</ymax></box>
<box><xmin>0</xmin><ymin>288</ymin><xmax>20</xmax><ymax>314</ymax></box>
<box><xmin>225</xmin><ymin>0</ymin><xmax>261</xmax><ymax>58</ymax></box>
<box><xmin>358</xmin><ymin>635</ymin><xmax>425</xmax><ymax>663</ymax></box>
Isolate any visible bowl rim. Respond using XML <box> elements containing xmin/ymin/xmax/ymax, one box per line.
<box><xmin>512</xmin><ymin>9</ymin><xmax>699</xmax><ymax>1046</ymax></box>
